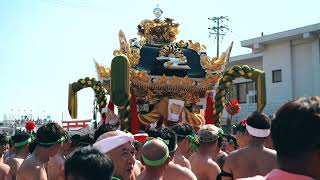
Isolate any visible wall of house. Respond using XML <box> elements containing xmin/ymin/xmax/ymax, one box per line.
<box><xmin>263</xmin><ymin>41</ymin><xmax>293</xmax><ymax>104</ymax></box>
<box><xmin>292</xmin><ymin>40</ymin><xmax>314</xmax><ymax>98</ymax></box>
<box><xmin>225</xmin><ymin>35</ymin><xmax>320</xmax><ymax>123</ymax></box>
<box><xmin>312</xmin><ymin>39</ymin><xmax>320</xmax><ymax>95</ymax></box>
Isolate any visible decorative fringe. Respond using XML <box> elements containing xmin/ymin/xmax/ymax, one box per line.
<box><xmin>205</xmin><ymin>95</ymin><xmax>214</xmax><ymax>124</ymax></box>
<box><xmin>131</xmin><ymin>92</ymin><xmax>139</xmax><ymax>134</ymax></box>
<box><xmin>108</xmin><ymin>101</ymin><xmax>115</xmax><ymax>113</ymax></box>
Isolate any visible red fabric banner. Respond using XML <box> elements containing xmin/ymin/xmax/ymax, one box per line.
<box><xmin>205</xmin><ymin>95</ymin><xmax>214</xmax><ymax>124</ymax></box>
<box><xmin>131</xmin><ymin>93</ymin><xmax>139</xmax><ymax>134</ymax></box>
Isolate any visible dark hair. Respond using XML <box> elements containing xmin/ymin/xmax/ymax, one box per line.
<box><xmin>79</xmin><ymin>134</ymin><xmax>95</xmax><ymax>146</ymax></box>
<box><xmin>94</xmin><ymin>124</ymin><xmax>116</xmax><ymax>142</ymax></box>
<box><xmin>65</xmin><ymin>146</ymin><xmax>114</xmax><ymax>180</ymax></box>
<box><xmin>146</xmin><ymin>129</ymin><xmax>159</xmax><ymax>138</ymax></box>
<box><xmin>247</xmin><ymin>111</ymin><xmax>271</xmax><ymax>130</ymax></box>
<box><xmin>224</xmin><ymin>134</ymin><xmax>238</xmax><ymax>149</ymax></box>
<box><xmin>271</xmin><ymin>96</ymin><xmax>320</xmax><ymax>158</ymax></box>
<box><xmin>137</xmin><ymin>130</ymin><xmax>146</xmax><ymax>134</ymax></box>
<box><xmin>70</xmin><ymin>134</ymin><xmax>81</xmax><ymax>148</ymax></box>
<box><xmin>28</xmin><ymin>139</ymin><xmax>37</xmax><ymax>153</ymax></box>
<box><xmin>36</xmin><ymin>123</ymin><xmax>66</xmax><ymax>147</ymax></box>
<box><xmin>11</xmin><ymin>131</ymin><xmax>32</xmax><ymax>149</ymax></box>
<box><xmin>171</xmin><ymin>124</ymin><xmax>195</xmax><ymax>141</ymax></box>
<box><xmin>233</xmin><ymin>120</ymin><xmax>246</xmax><ymax>134</ymax></box>
<box><xmin>217</xmin><ymin>136</ymin><xmax>223</xmax><ymax>147</ymax></box>
<box><xmin>8</xmin><ymin>138</ymin><xmax>13</xmax><ymax>148</ymax></box>
<box><xmin>71</xmin><ymin>134</ymin><xmax>81</xmax><ymax>142</ymax></box>
<box><xmin>157</xmin><ymin>127</ymin><xmax>177</xmax><ymax>155</ymax></box>
<box><xmin>0</xmin><ymin>133</ymin><xmax>9</xmax><ymax>144</ymax></box>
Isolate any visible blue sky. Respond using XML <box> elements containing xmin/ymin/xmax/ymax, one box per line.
<box><xmin>0</xmin><ymin>0</ymin><xmax>319</xmax><ymax>121</ymax></box>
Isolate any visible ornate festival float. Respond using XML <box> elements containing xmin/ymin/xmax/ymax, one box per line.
<box><xmin>67</xmin><ymin>6</ymin><xmax>267</xmax><ymax>133</ymax></box>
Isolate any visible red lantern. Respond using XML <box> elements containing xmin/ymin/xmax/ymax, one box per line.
<box><xmin>226</xmin><ymin>99</ymin><xmax>240</xmax><ymax>116</ymax></box>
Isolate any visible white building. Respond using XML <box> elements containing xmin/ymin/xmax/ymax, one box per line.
<box><xmin>228</xmin><ymin>23</ymin><xmax>320</xmax><ymax>120</ymax></box>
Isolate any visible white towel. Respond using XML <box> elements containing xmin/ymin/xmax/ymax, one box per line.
<box><xmin>93</xmin><ymin>130</ymin><xmax>134</xmax><ymax>153</ymax></box>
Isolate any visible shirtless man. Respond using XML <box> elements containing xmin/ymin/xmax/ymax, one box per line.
<box><xmin>171</xmin><ymin>124</ymin><xmax>195</xmax><ymax>169</ymax></box>
<box><xmin>17</xmin><ymin>123</ymin><xmax>67</xmax><ymax>180</ymax></box>
<box><xmin>137</xmin><ymin>139</ymin><xmax>169</xmax><ymax>180</ymax></box>
<box><xmin>47</xmin><ymin>135</ymin><xmax>71</xmax><ymax>180</ymax></box>
<box><xmin>206</xmin><ymin>129</ymin><xmax>227</xmax><ymax>169</ymax></box>
<box><xmin>0</xmin><ymin>133</ymin><xmax>10</xmax><ymax>180</ymax></box>
<box><xmin>189</xmin><ymin>124</ymin><xmax>221</xmax><ymax>180</ymax></box>
<box><xmin>222</xmin><ymin>111</ymin><xmax>277</xmax><ymax>179</ymax></box>
<box><xmin>156</xmin><ymin>127</ymin><xmax>197</xmax><ymax>180</ymax></box>
<box><xmin>200</xmin><ymin>126</ymin><xmax>229</xmax><ymax>169</ymax></box>
<box><xmin>6</xmin><ymin>131</ymin><xmax>32</xmax><ymax>180</ymax></box>
<box><xmin>3</xmin><ymin>140</ymin><xmax>14</xmax><ymax>163</ymax></box>
<box><xmin>94</xmin><ymin>130</ymin><xmax>136</xmax><ymax>180</ymax></box>
<box><xmin>239</xmin><ymin>96</ymin><xmax>320</xmax><ymax>180</ymax></box>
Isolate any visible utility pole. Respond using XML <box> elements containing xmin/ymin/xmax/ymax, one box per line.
<box><xmin>208</xmin><ymin>16</ymin><xmax>229</xmax><ymax>57</ymax></box>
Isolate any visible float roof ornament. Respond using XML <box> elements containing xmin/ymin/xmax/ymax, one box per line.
<box><xmin>106</xmin><ymin>5</ymin><xmax>233</xmax><ymax>103</ymax></box>
<box><xmin>153</xmin><ymin>4</ymin><xmax>163</xmax><ymax>20</ymax></box>
<box><xmin>138</xmin><ymin>5</ymin><xmax>179</xmax><ymax>44</ymax></box>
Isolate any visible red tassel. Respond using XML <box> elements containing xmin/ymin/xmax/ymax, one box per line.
<box><xmin>131</xmin><ymin>92</ymin><xmax>139</xmax><ymax>134</ymax></box>
<box><xmin>108</xmin><ymin>101</ymin><xmax>115</xmax><ymax>113</ymax></box>
<box><xmin>25</xmin><ymin>121</ymin><xmax>36</xmax><ymax>132</ymax></box>
<box><xmin>205</xmin><ymin>95</ymin><xmax>214</xmax><ymax>124</ymax></box>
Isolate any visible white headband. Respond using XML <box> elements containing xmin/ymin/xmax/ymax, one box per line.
<box><xmin>246</xmin><ymin>124</ymin><xmax>270</xmax><ymax>138</ymax></box>
<box><xmin>93</xmin><ymin>130</ymin><xmax>134</xmax><ymax>153</ymax></box>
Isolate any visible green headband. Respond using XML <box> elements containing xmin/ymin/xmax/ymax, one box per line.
<box><xmin>186</xmin><ymin>134</ymin><xmax>200</xmax><ymax>151</ymax></box>
<box><xmin>142</xmin><ymin>150</ymin><xmax>169</xmax><ymax>166</ymax></box>
<box><xmin>218</xmin><ymin>129</ymin><xmax>224</xmax><ymax>138</ymax></box>
<box><xmin>176</xmin><ymin>134</ymin><xmax>188</xmax><ymax>138</ymax></box>
<box><xmin>111</xmin><ymin>176</ymin><xmax>121</xmax><ymax>180</ymax></box>
<box><xmin>38</xmin><ymin>136</ymin><xmax>65</xmax><ymax>146</ymax></box>
<box><xmin>15</xmin><ymin>137</ymin><xmax>32</xmax><ymax>148</ymax></box>
<box><xmin>133</xmin><ymin>140</ymin><xmax>142</xmax><ymax>149</ymax></box>
<box><xmin>176</xmin><ymin>133</ymin><xmax>199</xmax><ymax>151</ymax></box>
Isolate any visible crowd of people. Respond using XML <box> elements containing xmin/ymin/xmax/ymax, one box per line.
<box><xmin>0</xmin><ymin>96</ymin><xmax>319</xmax><ymax>180</ymax></box>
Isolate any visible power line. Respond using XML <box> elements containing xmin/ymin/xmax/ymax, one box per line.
<box><xmin>208</xmin><ymin>16</ymin><xmax>230</xmax><ymax>57</ymax></box>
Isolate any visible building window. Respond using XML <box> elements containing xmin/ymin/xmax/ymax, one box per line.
<box><xmin>272</xmin><ymin>70</ymin><xmax>282</xmax><ymax>83</ymax></box>
<box><xmin>232</xmin><ymin>81</ymin><xmax>257</xmax><ymax>104</ymax></box>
